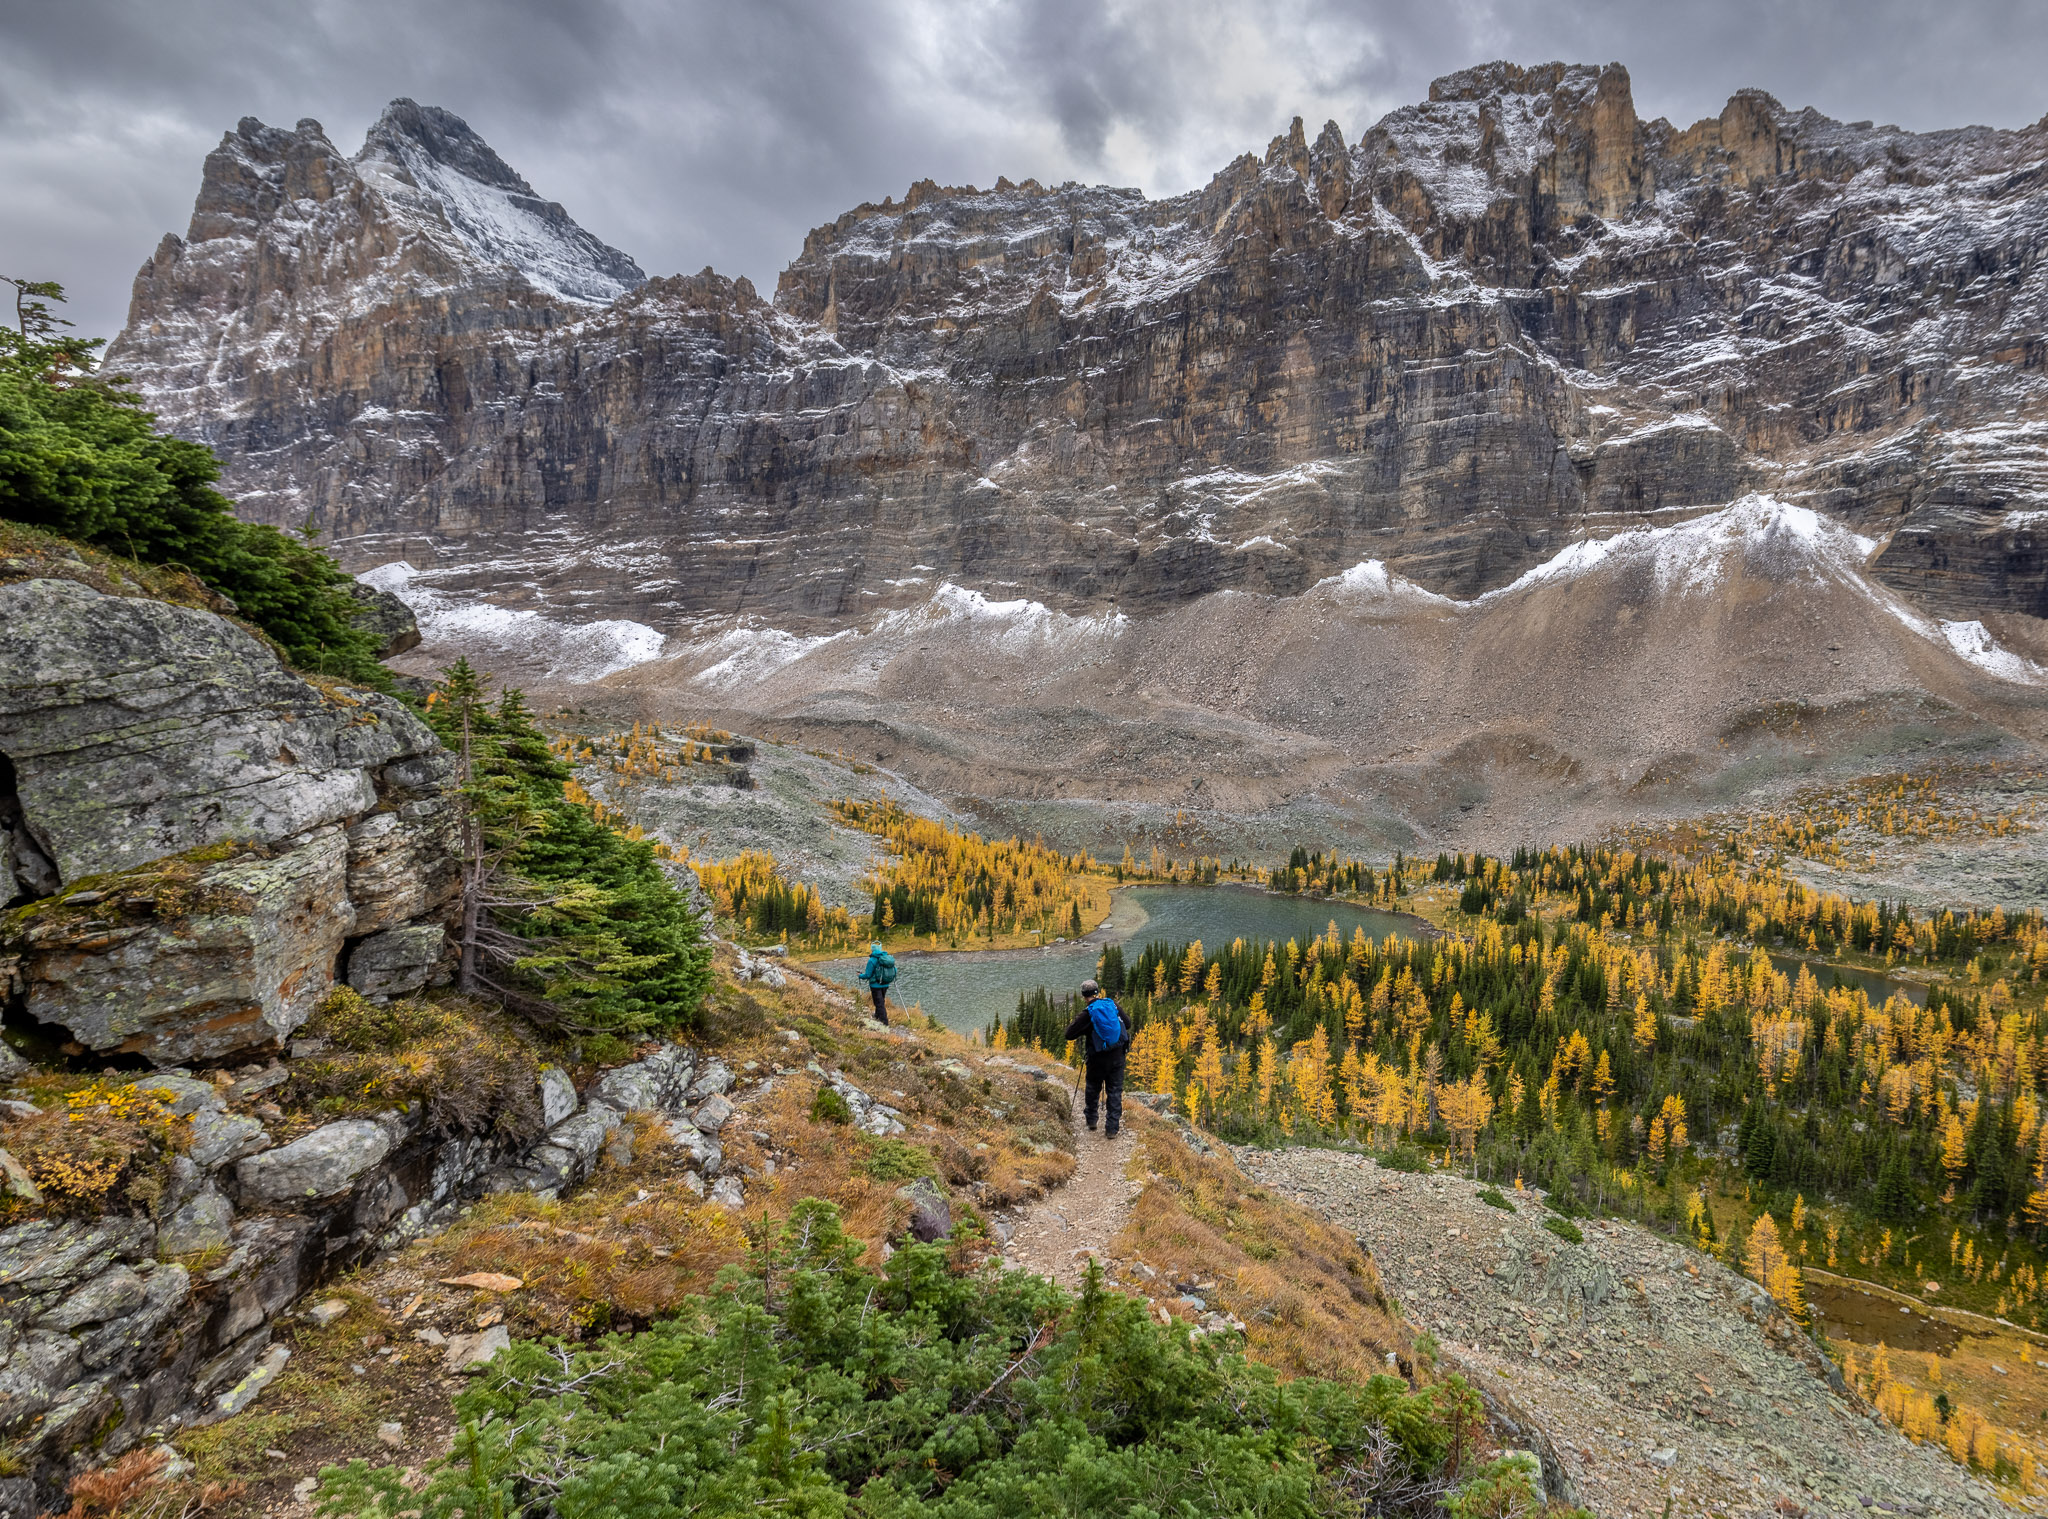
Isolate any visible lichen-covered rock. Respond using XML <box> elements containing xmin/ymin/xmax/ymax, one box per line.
<box><xmin>0</xmin><ymin>1220</ymin><xmax>153</xmax><ymax>1319</ymax></box>
<box><xmin>486</xmin><ymin>1106</ymin><xmax>620</xmax><ymax>1197</ymax></box>
<box><xmin>663</xmin><ymin>1118</ymin><xmax>722</xmax><ymax>1177</ymax></box>
<box><xmin>588</xmin><ymin>1046</ymin><xmax>695</xmax><ymax>1115</ymax></box>
<box><xmin>0</xmin><ymin>576</ymin><xmax>463</xmax><ymax>1063</ymax></box>
<box><xmin>157</xmin><ymin>1189</ymin><xmax>233</xmax><ymax>1255</ymax></box>
<box><xmin>344</xmin><ymin>923</ymin><xmax>445</xmax><ymax>999</ymax></box>
<box><xmin>237</xmin><ymin>1118</ymin><xmax>393</xmax><ymax>1203</ymax></box>
<box><xmin>685</xmin><ymin>1061</ymin><xmax>733</xmax><ymax>1102</ymax></box>
<box><xmin>343</xmin><ymin>799</ymin><xmax>459</xmax><ymax>937</ymax></box>
<box><xmin>0</xmin><ymin>579</ymin><xmax>441</xmax><ymax>884</ymax></box>
<box><xmin>691</xmin><ymin>1093</ymin><xmax>734</xmax><ymax>1133</ymax></box>
<box><xmin>188</xmin><ymin>1109</ymin><xmax>270</xmax><ymax>1170</ymax></box>
<box><xmin>130</xmin><ymin>1075</ymin><xmax>222</xmax><ymax>1119</ymax></box>
<box><xmin>12</xmin><ymin>828</ymin><xmax>356</xmax><ymax>1063</ymax></box>
<box><xmin>538</xmin><ymin>1068</ymin><xmax>577</xmax><ymax>1128</ymax></box>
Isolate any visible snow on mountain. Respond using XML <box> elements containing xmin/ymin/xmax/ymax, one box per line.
<box><xmin>362</xmin><ymin>562</ymin><xmax>664</xmax><ymax>682</ymax></box>
<box><xmin>356</xmin><ymin>100</ymin><xmax>643</xmax><ymax>305</ymax></box>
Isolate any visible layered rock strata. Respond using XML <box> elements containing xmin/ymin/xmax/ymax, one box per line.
<box><xmin>0</xmin><ymin>576</ymin><xmax>459</xmax><ymax>1062</ymax></box>
<box><xmin>108</xmin><ymin>65</ymin><xmax>2048</xmax><ymax>631</ymax></box>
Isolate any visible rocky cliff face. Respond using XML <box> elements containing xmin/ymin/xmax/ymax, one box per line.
<box><xmin>0</xmin><ymin>574</ymin><xmax>459</xmax><ymax>1063</ymax></box>
<box><xmin>109</xmin><ymin>65</ymin><xmax>2047</xmax><ymax>632</ymax></box>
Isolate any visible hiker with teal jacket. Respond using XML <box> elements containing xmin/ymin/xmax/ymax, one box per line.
<box><xmin>857</xmin><ymin>942</ymin><xmax>897</xmax><ymax>1025</ymax></box>
<box><xmin>1063</xmin><ymin>977</ymin><xmax>1131</xmax><ymax>1138</ymax></box>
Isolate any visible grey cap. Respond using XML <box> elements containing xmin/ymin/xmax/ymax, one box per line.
<box><xmin>1080</xmin><ymin>979</ymin><xmax>1100</xmax><ymax>994</ymax></box>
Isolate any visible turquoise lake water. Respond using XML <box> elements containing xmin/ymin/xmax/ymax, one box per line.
<box><xmin>814</xmin><ymin>884</ymin><xmax>1420</xmax><ymax>1035</ymax></box>
<box><xmin>811</xmin><ymin>884</ymin><xmax>1929</xmax><ymax>1034</ymax></box>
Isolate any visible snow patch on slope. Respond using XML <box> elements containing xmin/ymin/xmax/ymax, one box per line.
<box><xmin>688</xmin><ymin>627</ymin><xmax>853</xmax><ymax>690</ymax></box>
<box><xmin>361</xmin><ymin>562</ymin><xmax>665</xmax><ymax>680</ymax></box>
<box><xmin>874</xmin><ymin>583</ymin><xmax>1129</xmax><ymax>652</ymax></box>
<box><xmin>1482</xmin><ymin>496</ymin><xmax>1877</xmax><ymax>600</ymax></box>
<box><xmin>1450</xmin><ymin>495</ymin><xmax>2047</xmax><ymax>686</ymax></box>
<box><xmin>1313</xmin><ymin>560</ymin><xmax>1459</xmax><ymax>609</ymax></box>
<box><xmin>1936</xmin><ymin>621</ymin><xmax>2048</xmax><ymax>683</ymax></box>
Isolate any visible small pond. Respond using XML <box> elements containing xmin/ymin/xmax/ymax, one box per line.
<box><xmin>1806</xmin><ymin>1280</ymin><xmax>1979</xmax><ymax>1354</ymax></box>
<box><xmin>1766</xmin><ymin>952</ymin><xmax>1926</xmax><ymax>1008</ymax></box>
<box><xmin>813</xmin><ymin>884</ymin><xmax>1422</xmax><ymax>1035</ymax></box>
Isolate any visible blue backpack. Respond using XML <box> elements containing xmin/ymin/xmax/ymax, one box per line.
<box><xmin>869</xmin><ymin>951</ymin><xmax>897</xmax><ymax>987</ymax></box>
<box><xmin>1086</xmin><ymin>996</ymin><xmax>1124</xmax><ymax>1051</ymax></box>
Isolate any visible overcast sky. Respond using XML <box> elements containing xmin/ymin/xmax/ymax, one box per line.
<box><xmin>4</xmin><ymin>0</ymin><xmax>2043</xmax><ymax>342</ymax></box>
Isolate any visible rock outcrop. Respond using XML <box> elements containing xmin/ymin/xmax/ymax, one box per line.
<box><xmin>0</xmin><ymin>577</ymin><xmax>459</xmax><ymax>1063</ymax></box>
<box><xmin>0</xmin><ymin>1037</ymin><xmax>746</xmax><ymax>1502</ymax></box>
<box><xmin>107</xmin><ymin>66</ymin><xmax>2048</xmax><ymax>632</ymax></box>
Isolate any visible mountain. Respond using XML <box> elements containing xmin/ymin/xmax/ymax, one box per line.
<box><xmin>104</xmin><ymin>66</ymin><xmax>2048</xmax><ymax>849</ymax></box>
<box><xmin>592</xmin><ymin>494</ymin><xmax>2044</xmax><ymax>856</ymax></box>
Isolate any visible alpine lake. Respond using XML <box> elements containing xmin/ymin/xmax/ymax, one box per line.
<box><xmin>808</xmin><ymin>883</ymin><xmax>1927</xmax><ymax>1037</ymax></box>
<box><xmin>812</xmin><ymin>885</ymin><xmax>1422</xmax><ymax>1036</ymax></box>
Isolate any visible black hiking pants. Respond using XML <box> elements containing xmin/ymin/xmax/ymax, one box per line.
<box><xmin>870</xmin><ymin>986</ymin><xmax>889</xmax><ymax>1025</ymax></box>
<box><xmin>1084</xmin><ymin>1050</ymin><xmax>1125</xmax><ymax>1136</ymax></box>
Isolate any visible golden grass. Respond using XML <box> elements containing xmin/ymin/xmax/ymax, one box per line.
<box><xmin>367</xmin><ymin>965</ymin><xmax>1087</xmax><ymax>1342</ymax></box>
<box><xmin>1115</xmin><ymin>1123</ymin><xmax>1415</xmax><ymax>1384</ymax></box>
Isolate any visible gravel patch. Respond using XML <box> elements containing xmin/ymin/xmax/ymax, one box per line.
<box><xmin>1233</xmin><ymin>1146</ymin><xmax>2023</xmax><ymax>1519</ymax></box>
<box><xmin>583</xmin><ymin>738</ymin><xmax>961</xmax><ymax>911</ymax></box>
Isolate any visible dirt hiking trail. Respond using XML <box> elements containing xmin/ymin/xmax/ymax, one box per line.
<box><xmin>998</xmin><ymin>1077</ymin><xmax>1140</xmax><ymax>1288</ymax></box>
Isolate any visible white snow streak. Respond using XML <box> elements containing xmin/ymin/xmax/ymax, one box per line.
<box><xmin>360</xmin><ymin>562</ymin><xmax>665</xmax><ymax>681</ymax></box>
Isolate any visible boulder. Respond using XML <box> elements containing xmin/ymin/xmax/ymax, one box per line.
<box><xmin>664</xmin><ymin>1119</ymin><xmax>722</xmax><ymax>1176</ymax></box>
<box><xmin>237</xmin><ymin>1118</ymin><xmax>393</xmax><ymax>1203</ymax></box>
<box><xmin>588</xmin><ymin>1047</ymin><xmax>694</xmax><ymax>1115</ymax></box>
<box><xmin>685</xmin><ymin>1061</ymin><xmax>734</xmax><ymax>1102</ymax></box>
<box><xmin>487</xmin><ymin>1107</ymin><xmax>620</xmax><ymax>1197</ymax></box>
<box><xmin>157</xmin><ymin>1189</ymin><xmax>234</xmax><ymax>1256</ymax></box>
<box><xmin>341</xmin><ymin>580</ymin><xmax>420</xmax><ymax>658</ymax></box>
<box><xmin>0</xmin><ymin>579</ymin><xmax>443</xmax><ymax>884</ymax></box>
<box><xmin>691</xmin><ymin>1094</ymin><xmax>734</xmax><ymax>1133</ymax></box>
<box><xmin>538</xmin><ymin>1067</ymin><xmax>577</xmax><ymax>1128</ymax></box>
<box><xmin>896</xmin><ymin>1178</ymin><xmax>952</xmax><ymax>1243</ymax></box>
<box><xmin>11</xmin><ymin>828</ymin><xmax>356</xmax><ymax>1064</ymax></box>
<box><xmin>442</xmin><ymin>1324</ymin><xmax>509</xmax><ymax>1373</ymax></box>
<box><xmin>545</xmin><ymin>1109</ymin><xmax>620</xmax><ymax>1169</ymax></box>
<box><xmin>189</xmin><ymin>1110</ymin><xmax>270</xmax><ymax>1170</ymax></box>
<box><xmin>344</xmin><ymin>924</ymin><xmax>445</xmax><ymax>999</ymax></box>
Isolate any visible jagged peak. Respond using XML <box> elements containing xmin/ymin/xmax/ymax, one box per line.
<box><xmin>351</xmin><ymin>98</ymin><xmax>645</xmax><ymax>305</ymax></box>
<box><xmin>359</xmin><ymin>98</ymin><xmax>537</xmax><ymax>198</ymax></box>
<box><xmin>1425</xmin><ymin>59</ymin><xmax>1630</xmax><ymax>108</ymax></box>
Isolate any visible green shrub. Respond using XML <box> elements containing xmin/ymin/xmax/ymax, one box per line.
<box><xmin>314</xmin><ymin>1200</ymin><xmax>1478</xmax><ymax>1519</ymax></box>
<box><xmin>1477</xmin><ymin>1187</ymin><xmax>1514</xmax><ymax>1212</ymax></box>
<box><xmin>859</xmin><ymin>1137</ymin><xmax>936</xmax><ymax>1182</ymax></box>
<box><xmin>1443</xmin><ymin>1453</ymin><xmax>1544</xmax><ymax>1518</ymax></box>
<box><xmin>1375</xmin><ymin>1142</ymin><xmax>1428</xmax><ymax>1173</ymax></box>
<box><xmin>1543</xmin><ymin>1215</ymin><xmax>1584</xmax><ymax>1245</ymax></box>
<box><xmin>809</xmin><ymin>1086</ymin><xmax>853</xmax><ymax>1125</ymax></box>
<box><xmin>0</xmin><ymin>333</ymin><xmax>386</xmax><ymax>685</ymax></box>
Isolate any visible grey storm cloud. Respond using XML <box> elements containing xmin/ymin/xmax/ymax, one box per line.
<box><xmin>2</xmin><ymin>0</ymin><xmax>2044</xmax><ymax>342</ymax></box>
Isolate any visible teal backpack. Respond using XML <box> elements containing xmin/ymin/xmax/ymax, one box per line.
<box><xmin>870</xmin><ymin>951</ymin><xmax>897</xmax><ymax>987</ymax></box>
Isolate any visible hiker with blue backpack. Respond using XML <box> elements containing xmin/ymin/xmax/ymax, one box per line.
<box><xmin>1063</xmin><ymin>978</ymin><xmax>1132</xmax><ymax>1138</ymax></box>
<box><xmin>857</xmin><ymin>942</ymin><xmax>897</xmax><ymax>1025</ymax></box>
